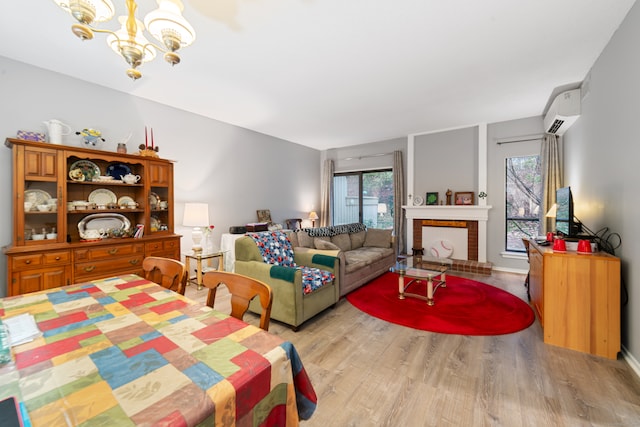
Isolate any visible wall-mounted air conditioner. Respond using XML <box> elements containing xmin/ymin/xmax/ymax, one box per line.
<box><xmin>543</xmin><ymin>88</ymin><xmax>581</xmax><ymax>135</ymax></box>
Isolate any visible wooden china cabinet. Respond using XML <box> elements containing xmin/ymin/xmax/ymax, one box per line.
<box><xmin>4</xmin><ymin>138</ymin><xmax>181</xmax><ymax>296</ymax></box>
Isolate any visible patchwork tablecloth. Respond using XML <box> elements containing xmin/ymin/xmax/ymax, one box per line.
<box><xmin>0</xmin><ymin>274</ymin><xmax>317</xmax><ymax>426</ymax></box>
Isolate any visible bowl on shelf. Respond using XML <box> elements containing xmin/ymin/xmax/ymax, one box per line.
<box><xmin>36</xmin><ymin>204</ymin><xmax>51</xmax><ymax>212</ymax></box>
<box><xmin>32</xmin><ymin>234</ymin><xmax>45</xmax><ymax>240</ymax></box>
<box><xmin>46</xmin><ymin>233</ymin><xmax>57</xmax><ymax>240</ymax></box>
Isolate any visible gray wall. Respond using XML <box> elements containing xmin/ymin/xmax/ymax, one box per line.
<box><xmin>414</xmin><ymin>127</ymin><xmax>478</xmax><ymax>203</ymax></box>
<box><xmin>0</xmin><ymin>56</ymin><xmax>321</xmax><ymax>297</ymax></box>
<box><xmin>561</xmin><ymin>2</ymin><xmax>640</xmax><ymax>361</ymax></box>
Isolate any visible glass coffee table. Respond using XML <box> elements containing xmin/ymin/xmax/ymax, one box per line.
<box><xmin>390</xmin><ymin>256</ymin><xmax>453</xmax><ymax>306</ymax></box>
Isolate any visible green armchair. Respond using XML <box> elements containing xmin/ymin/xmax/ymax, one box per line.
<box><xmin>234</xmin><ymin>233</ymin><xmax>340</xmax><ymax>330</ymax></box>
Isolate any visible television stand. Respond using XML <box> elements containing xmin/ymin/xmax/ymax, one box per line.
<box><xmin>527</xmin><ymin>240</ymin><xmax>620</xmax><ymax>359</ymax></box>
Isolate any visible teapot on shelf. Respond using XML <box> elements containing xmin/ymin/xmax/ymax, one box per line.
<box><xmin>80</xmin><ymin>228</ymin><xmax>106</xmax><ymax>241</ymax></box>
<box><xmin>121</xmin><ymin>173</ymin><xmax>141</xmax><ymax>184</ymax></box>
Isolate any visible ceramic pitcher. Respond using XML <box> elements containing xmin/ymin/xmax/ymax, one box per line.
<box><xmin>43</xmin><ymin>119</ymin><xmax>71</xmax><ymax>144</ymax></box>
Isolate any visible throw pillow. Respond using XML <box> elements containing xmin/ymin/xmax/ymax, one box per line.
<box><xmin>350</xmin><ymin>230</ymin><xmax>366</xmax><ymax>249</ymax></box>
<box><xmin>331</xmin><ymin>233</ymin><xmax>352</xmax><ymax>252</ymax></box>
<box><xmin>314</xmin><ymin>238</ymin><xmax>340</xmax><ymax>250</ymax></box>
<box><xmin>288</xmin><ymin>230</ymin><xmax>299</xmax><ymax>247</ymax></box>
<box><xmin>363</xmin><ymin>228</ymin><xmax>392</xmax><ymax>248</ymax></box>
<box><xmin>296</xmin><ymin>230</ymin><xmax>314</xmax><ymax>248</ymax></box>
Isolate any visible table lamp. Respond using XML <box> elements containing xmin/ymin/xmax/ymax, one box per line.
<box><xmin>309</xmin><ymin>211</ymin><xmax>319</xmax><ymax>227</ymax></box>
<box><xmin>183</xmin><ymin>203</ymin><xmax>210</xmax><ymax>253</ymax></box>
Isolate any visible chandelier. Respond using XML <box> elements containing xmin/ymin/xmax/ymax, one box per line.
<box><xmin>53</xmin><ymin>0</ymin><xmax>196</xmax><ymax>80</ymax></box>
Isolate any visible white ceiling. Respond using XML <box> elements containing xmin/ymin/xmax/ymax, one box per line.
<box><xmin>0</xmin><ymin>1</ymin><xmax>636</xmax><ymax>150</ymax></box>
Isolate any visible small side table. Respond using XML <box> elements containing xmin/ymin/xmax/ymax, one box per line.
<box><xmin>185</xmin><ymin>251</ymin><xmax>225</xmax><ymax>290</ymax></box>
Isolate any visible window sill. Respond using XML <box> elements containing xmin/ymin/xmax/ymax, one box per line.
<box><xmin>500</xmin><ymin>251</ymin><xmax>528</xmax><ymax>260</ymax></box>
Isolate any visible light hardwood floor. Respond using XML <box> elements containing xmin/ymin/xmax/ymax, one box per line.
<box><xmin>186</xmin><ymin>271</ymin><xmax>640</xmax><ymax>426</ymax></box>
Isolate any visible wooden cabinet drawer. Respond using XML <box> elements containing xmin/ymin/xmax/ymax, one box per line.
<box><xmin>74</xmin><ymin>244</ymin><xmax>144</xmax><ymax>261</ymax></box>
<box><xmin>43</xmin><ymin>251</ymin><xmax>70</xmax><ymax>265</ymax></box>
<box><xmin>12</xmin><ymin>254</ymin><xmax>44</xmax><ymax>270</ymax></box>
<box><xmin>74</xmin><ymin>254</ymin><xmax>145</xmax><ymax>280</ymax></box>
<box><xmin>145</xmin><ymin>241</ymin><xmax>164</xmax><ymax>252</ymax></box>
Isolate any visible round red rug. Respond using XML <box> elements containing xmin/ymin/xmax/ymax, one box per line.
<box><xmin>346</xmin><ymin>272</ymin><xmax>535</xmax><ymax>335</ymax></box>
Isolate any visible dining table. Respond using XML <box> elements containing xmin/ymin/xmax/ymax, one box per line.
<box><xmin>0</xmin><ymin>274</ymin><xmax>317</xmax><ymax>426</ymax></box>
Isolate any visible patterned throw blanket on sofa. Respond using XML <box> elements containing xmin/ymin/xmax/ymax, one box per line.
<box><xmin>248</xmin><ymin>231</ymin><xmax>334</xmax><ymax>294</ymax></box>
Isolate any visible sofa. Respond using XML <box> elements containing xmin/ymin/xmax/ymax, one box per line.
<box><xmin>234</xmin><ymin>231</ymin><xmax>340</xmax><ymax>330</ymax></box>
<box><xmin>288</xmin><ymin>223</ymin><xmax>396</xmax><ymax>297</ymax></box>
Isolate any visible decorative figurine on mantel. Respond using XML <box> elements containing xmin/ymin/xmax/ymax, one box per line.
<box><xmin>446</xmin><ymin>189</ymin><xmax>452</xmax><ymax>205</ymax></box>
<box><xmin>76</xmin><ymin>128</ymin><xmax>105</xmax><ymax>147</ymax></box>
<box><xmin>139</xmin><ymin>126</ymin><xmax>159</xmax><ymax>158</ymax></box>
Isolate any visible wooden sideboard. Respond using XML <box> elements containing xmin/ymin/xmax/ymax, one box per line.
<box><xmin>4</xmin><ymin>138</ymin><xmax>181</xmax><ymax>296</ymax></box>
<box><xmin>528</xmin><ymin>240</ymin><xmax>620</xmax><ymax>359</ymax></box>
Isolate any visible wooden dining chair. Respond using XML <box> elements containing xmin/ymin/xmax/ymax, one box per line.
<box><xmin>142</xmin><ymin>256</ymin><xmax>187</xmax><ymax>295</ymax></box>
<box><xmin>202</xmin><ymin>271</ymin><xmax>273</xmax><ymax>331</ymax></box>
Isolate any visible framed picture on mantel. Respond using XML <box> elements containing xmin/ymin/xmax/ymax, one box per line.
<box><xmin>426</xmin><ymin>192</ymin><xmax>439</xmax><ymax>205</ymax></box>
<box><xmin>455</xmin><ymin>192</ymin><xmax>474</xmax><ymax>205</ymax></box>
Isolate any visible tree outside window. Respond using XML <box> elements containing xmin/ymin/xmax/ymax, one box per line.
<box><xmin>505</xmin><ymin>155</ymin><xmax>542</xmax><ymax>252</ymax></box>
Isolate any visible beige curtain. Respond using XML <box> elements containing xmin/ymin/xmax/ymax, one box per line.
<box><xmin>540</xmin><ymin>134</ymin><xmax>563</xmax><ymax>233</ymax></box>
<box><xmin>393</xmin><ymin>151</ymin><xmax>405</xmax><ymax>254</ymax></box>
<box><xmin>320</xmin><ymin>159</ymin><xmax>334</xmax><ymax>227</ymax></box>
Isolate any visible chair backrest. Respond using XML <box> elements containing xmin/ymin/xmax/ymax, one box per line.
<box><xmin>202</xmin><ymin>271</ymin><xmax>273</xmax><ymax>331</ymax></box>
<box><xmin>284</xmin><ymin>218</ymin><xmax>302</xmax><ymax>230</ymax></box>
<box><xmin>142</xmin><ymin>256</ymin><xmax>187</xmax><ymax>294</ymax></box>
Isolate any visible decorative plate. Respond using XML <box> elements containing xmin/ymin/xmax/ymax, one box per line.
<box><xmin>150</xmin><ymin>215</ymin><xmax>160</xmax><ymax>232</ymax></box>
<box><xmin>78</xmin><ymin>213</ymin><xmax>131</xmax><ymax>236</ymax></box>
<box><xmin>88</xmin><ymin>188</ymin><xmax>117</xmax><ymax>206</ymax></box>
<box><xmin>117</xmin><ymin>196</ymin><xmax>135</xmax><ymax>208</ymax></box>
<box><xmin>106</xmin><ymin>163</ymin><xmax>132</xmax><ymax>180</ymax></box>
<box><xmin>25</xmin><ymin>189</ymin><xmax>52</xmax><ymax>206</ymax></box>
<box><xmin>149</xmin><ymin>192</ymin><xmax>160</xmax><ymax>208</ymax></box>
<box><xmin>69</xmin><ymin>160</ymin><xmax>100</xmax><ymax>181</ymax></box>
<box><xmin>413</xmin><ymin>196</ymin><xmax>424</xmax><ymax>206</ymax></box>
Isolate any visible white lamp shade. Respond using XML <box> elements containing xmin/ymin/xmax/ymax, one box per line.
<box><xmin>309</xmin><ymin>211</ymin><xmax>319</xmax><ymax>220</ymax></box>
<box><xmin>54</xmin><ymin>0</ymin><xmax>116</xmax><ymax>23</ymax></box>
<box><xmin>144</xmin><ymin>0</ymin><xmax>196</xmax><ymax>49</ymax></box>
<box><xmin>183</xmin><ymin>203</ymin><xmax>209</xmax><ymax>226</ymax></box>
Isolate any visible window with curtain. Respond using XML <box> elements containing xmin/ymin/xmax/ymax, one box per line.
<box><xmin>505</xmin><ymin>155</ymin><xmax>542</xmax><ymax>252</ymax></box>
<box><xmin>333</xmin><ymin>169</ymin><xmax>393</xmax><ymax>229</ymax></box>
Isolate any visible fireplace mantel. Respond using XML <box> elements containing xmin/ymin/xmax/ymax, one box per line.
<box><xmin>403</xmin><ymin>205</ymin><xmax>492</xmax><ymax>262</ymax></box>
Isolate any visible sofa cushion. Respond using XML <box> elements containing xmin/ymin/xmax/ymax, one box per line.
<box><xmin>344</xmin><ymin>247</ymin><xmax>394</xmax><ymax>274</ymax></box>
<box><xmin>295</xmin><ymin>230</ymin><xmax>314</xmax><ymax>248</ymax></box>
<box><xmin>314</xmin><ymin>238</ymin><xmax>338</xmax><ymax>250</ymax></box>
<box><xmin>350</xmin><ymin>230</ymin><xmax>366</xmax><ymax>249</ymax></box>
<box><xmin>331</xmin><ymin>233</ymin><xmax>352</xmax><ymax>252</ymax></box>
<box><xmin>363</xmin><ymin>228</ymin><xmax>392</xmax><ymax>248</ymax></box>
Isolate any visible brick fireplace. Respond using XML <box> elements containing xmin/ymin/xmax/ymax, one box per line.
<box><xmin>404</xmin><ymin>205</ymin><xmax>493</xmax><ymax>275</ymax></box>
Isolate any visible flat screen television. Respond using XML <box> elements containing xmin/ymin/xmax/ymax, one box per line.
<box><xmin>555</xmin><ymin>186</ymin><xmax>575</xmax><ymax>237</ymax></box>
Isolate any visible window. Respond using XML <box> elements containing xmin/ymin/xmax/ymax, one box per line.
<box><xmin>505</xmin><ymin>155</ymin><xmax>542</xmax><ymax>252</ymax></box>
<box><xmin>333</xmin><ymin>170</ymin><xmax>393</xmax><ymax>229</ymax></box>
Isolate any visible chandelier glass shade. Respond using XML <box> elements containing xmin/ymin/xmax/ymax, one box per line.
<box><xmin>53</xmin><ymin>0</ymin><xmax>196</xmax><ymax>80</ymax></box>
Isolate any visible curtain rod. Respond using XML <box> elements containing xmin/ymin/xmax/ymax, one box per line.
<box><xmin>341</xmin><ymin>152</ymin><xmax>393</xmax><ymax>161</ymax></box>
<box><xmin>496</xmin><ymin>133</ymin><xmax>544</xmax><ymax>145</ymax></box>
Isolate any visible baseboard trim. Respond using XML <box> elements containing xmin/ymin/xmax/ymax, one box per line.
<box><xmin>622</xmin><ymin>345</ymin><xmax>640</xmax><ymax>379</ymax></box>
<box><xmin>492</xmin><ymin>266</ymin><xmax>528</xmax><ymax>275</ymax></box>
